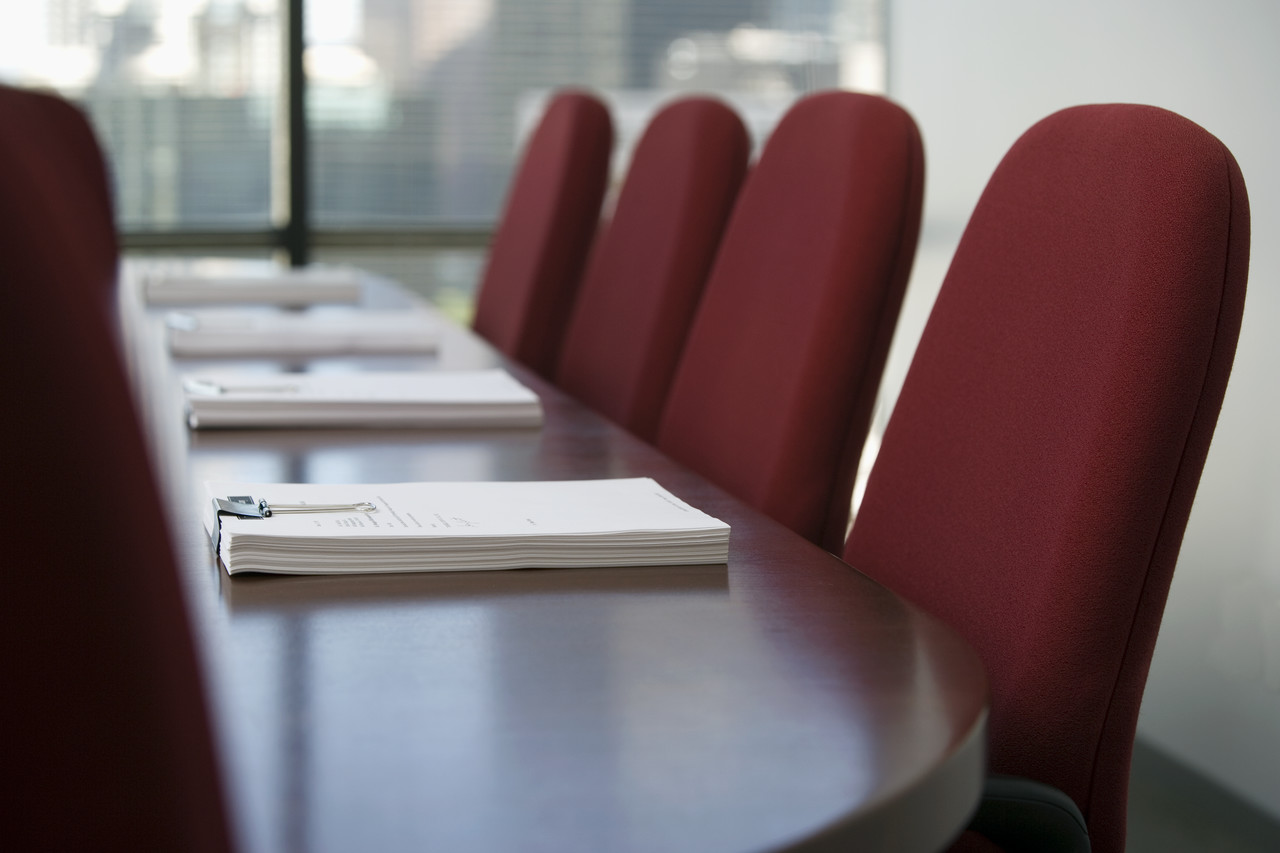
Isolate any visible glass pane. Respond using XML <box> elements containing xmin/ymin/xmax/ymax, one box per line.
<box><xmin>309</xmin><ymin>0</ymin><xmax>887</xmax><ymax>228</ymax></box>
<box><xmin>0</xmin><ymin>0</ymin><xmax>281</xmax><ymax>232</ymax></box>
<box><xmin>1</xmin><ymin>1</ymin><xmax>887</xmax><ymax>235</ymax></box>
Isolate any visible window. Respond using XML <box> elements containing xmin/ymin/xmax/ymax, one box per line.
<box><xmin>2</xmin><ymin>0</ymin><xmax>886</xmax><ymax>305</ymax></box>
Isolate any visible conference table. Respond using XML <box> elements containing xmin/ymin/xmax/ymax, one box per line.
<box><xmin>118</xmin><ymin>262</ymin><xmax>988</xmax><ymax>853</ymax></box>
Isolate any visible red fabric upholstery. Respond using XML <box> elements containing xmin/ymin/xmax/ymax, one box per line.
<box><xmin>0</xmin><ymin>87</ymin><xmax>233</xmax><ymax>852</ymax></box>
<box><xmin>656</xmin><ymin>91</ymin><xmax>924</xmax><ymax>550</ymax></box>
<box><xmin>471</xmin><ymin>90</ymin><xmax>613</xmax><ymax>377</ymax></box>
<box><xmin>843</xmin><ymin>104</ymin><xmax>1250</xmax><ymax>853</ymax></box>
<box><xmin>0</xmin><ymin>85</ymin><xmax>119</xmax><ymax>310</ymax></box>
<box><xmin>555</xmin><ymin>97</ymin><xmax>749</xmax><ymax>440</ymax></box>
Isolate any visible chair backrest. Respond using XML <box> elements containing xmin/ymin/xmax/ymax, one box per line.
<box><xmin>655</xmin><ymin>90</ymin><xmax>924</xmax><ymax>551</ymax></box>
<box><xmin>554</xmin><ymin>96</ymin><xmax>749</xmax><ymax>439</ymax></box>
<box><xmin>471</xmin><ymin>89</ymin><xmax>613</xmax><ymax>377</ymax></box>
<box><xmin>0</xmin><ymin>84</ymin><xmax>119</xmax><ymax>310</ymax></box>
<box><xmin>843</xmin><ymin>104</ymin><xmax>1249</xmax><ymax>853</ymax></box>
<box><xmin>0</xmin><ymin>87</ymin><xmax>233</xmax><ymax>852</ymax></box>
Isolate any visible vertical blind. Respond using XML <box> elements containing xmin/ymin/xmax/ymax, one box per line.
<box><xmin>1</xmin><ymin>0</ymin><xmax>886</xmax><ymax>238</ymax></box>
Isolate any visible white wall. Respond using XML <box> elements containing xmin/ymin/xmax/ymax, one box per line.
<box><xmin>883</xmin><ymin>0</ymin><xmax>1280</xmax><ymax>820</ymax></box>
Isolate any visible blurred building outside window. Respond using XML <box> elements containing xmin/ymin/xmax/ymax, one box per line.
<box><xmin>1</xmin><ymin>0</ymin><xmax>886</xmax><ymax>309</ymax></box>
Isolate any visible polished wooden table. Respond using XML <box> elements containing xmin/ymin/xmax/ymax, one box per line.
<box><xmin>119</xmin><ymin>264</ymin><xmax>988</xmax><ymax>853</ymax></box>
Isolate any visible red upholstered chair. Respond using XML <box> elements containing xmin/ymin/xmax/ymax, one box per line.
<box><xmin>655</xmin><ymin>90</ymin><xmax>924</xmax><ymax>551</ymax></box>
<box><xmin>0</xmin><ymin>88</ymin><xmax>234</xmax><ymax>852</ymax></box>
<box><xmin>843</xmin><ymin>104</ymin><xmax>1250</xmax><ymax>853</ymax></box>
<box><xmin>471</xmin><ymin>89</ymin><xmax>613</xmax><ymax>377</ymax></box>
<box><xmin>555</xmin><ymin>96</ymin><xmax>749</xmax><ymax>440</ymax></box>
<box><xmin>0</xmin><ymin>85</ymin><xmax>119</xmax><ymax>310</ymax></box>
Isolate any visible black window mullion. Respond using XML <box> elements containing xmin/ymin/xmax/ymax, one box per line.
<box><xmin>283</xmin><ymin>0</ymin><xmax>310</xmax><ymax>266</ymax></box>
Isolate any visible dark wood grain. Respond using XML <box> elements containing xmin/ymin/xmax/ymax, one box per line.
<box><xmin>119</xmin><ymin>264</ymin><xmax>988</xmax><ymax>853</ymax></box>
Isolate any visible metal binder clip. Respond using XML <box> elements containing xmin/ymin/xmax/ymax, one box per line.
<box><xmin>258</xmin><ymin>500</ymin><xmax>377</xmax><ymax>517</ymax></box>
<box><xmin>210</xmin><ymin>495</ymin><xmax>376</xmax><ymax>553</ymax></box>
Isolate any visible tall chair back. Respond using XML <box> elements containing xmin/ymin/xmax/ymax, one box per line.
<box><xmin>555</xmin><ymin>96</ymin><xmax>749</xmax><ymax>439</ymax></box>
<box><xmin>1</xmin><ymin>86</ymin><xmax>234</xmax><ymax>852</ymax></box>
<box><xmin>471</xmin><ymin>90</ymin><xmax>613</xmax><ymax>377</ymax></box>
<box><xmin>0</xmin><ymin>84</ymin><xmax>118</xmax><ymax>308</ymax></box>
<box><xmin>844</xmin><ymin>104</ymin><xmax>1249</xmax><ymax>853</ymax></box>
<box><xmin>656</xmin><ymin>91</ymin><xmax>924</xmax><ymax>550</ymax></box>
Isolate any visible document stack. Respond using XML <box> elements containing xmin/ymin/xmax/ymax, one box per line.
<box><xmin>204</xmin><ymin>478</ymin><xmax>731</xmax><ymax>575</ymax></box>
<box><xmin>182</xmin><ymin>368</ymin><xmax>541</xmax><ymax>429</ymax></box>
<box><xmin>141</xmin><ymin>258</ymin><xmax>363</xmax><ymax>307</ymax></box>
<box><xmin>166</xmin><ymin>309</ymin><xmax>439</xmax><ymax>358</ymax></box>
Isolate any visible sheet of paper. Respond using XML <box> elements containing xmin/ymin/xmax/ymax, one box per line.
<box><xmin>182</xmin><ymin>368</ymin><xmax>542</xmax><ymax>429</ymax></box>
<box><xmin>166</xmin><ymin>309</ymin><xmax>439</xmax><ymax>357</ymax></box>
<box><xmin>142</xmin><ymin>259</ymin><xmax>362</xmax><ymax>306</ymax></box>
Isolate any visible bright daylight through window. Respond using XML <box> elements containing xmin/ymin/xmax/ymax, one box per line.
<box><xmin>1</xmin><ymin>0</ymin><xmax>886</xmax><ymax>304</ymax></box>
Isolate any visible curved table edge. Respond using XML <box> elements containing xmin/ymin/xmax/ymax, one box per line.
<box><xmin>778</xmin><ymin>707</ymin><xmax>987</xmax><ymax>853</ymax></box>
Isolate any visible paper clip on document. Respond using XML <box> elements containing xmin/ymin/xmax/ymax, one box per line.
<box><xmin>185</xmin><ymin>378</ymin><xmax>303</xmax><ymax>396</ymax></box>
<box><xmin>211</xmin><ymin>495</ymin><xmax>376</xmax><ymax>552</ymax></box>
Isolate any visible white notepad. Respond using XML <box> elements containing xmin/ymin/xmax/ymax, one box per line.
<box><xmin>166</xmin><ymin>309</ymin><xmax>440</xmax><ymax>358</ymax></box>
<box><xmin>182</xmin><ymin>368</ymin><xmax>542</xmax><ymax>429</ymax></box>
<box><xmin>142</xmin><ymin>259</ymin><xmax>362</xmax><ymax>306</ymax></box>
<box><xmin>203</xmin><ymin>478</ymin><xmax>731</xmax><ymax>575</ymax></box>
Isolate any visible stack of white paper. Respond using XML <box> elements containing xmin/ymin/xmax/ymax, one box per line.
<box><xmin>166</xmin><ymin>310</ymin><xmax>439</xmax><ymax>357</ymax></box>
<box><xmin>182</xmin><ymin>368</ymin><xmax>542</xmax><ymax>429</ymax></box>
<box><xmin>204</xmin><ymin>478</ymin><xmax>730</xmax><ymax>575</ymax></box>
<box><xmin>142</xmin><ymin>259</ymin><xmax>362</xmax><ymax>306</ymax></box>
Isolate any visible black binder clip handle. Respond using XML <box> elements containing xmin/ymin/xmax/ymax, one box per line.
<box><xmin>210</xmin><ymin>495</ymin><xmax>376</xmax><ymax>552</ymax></box>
